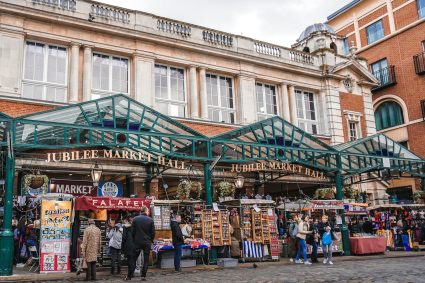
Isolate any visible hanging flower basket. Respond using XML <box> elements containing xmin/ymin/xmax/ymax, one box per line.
<box><xmin>176</xmin><ymin>179</ymin><xmax>203</xmax><ymax>200</ymax></box>
<box><xmin>315</xmin><ymin>188</ymin><xmax>335</xmax><ymax>200</ymax></box>
<box><xmin>22</xmin><ymin>174</ymin><xmax>49</xmax><ymax>196</ymax></box>
<box><xmin>413</xmin><ymin>191</ymin><xmax>425</xmax><ymax>204</ymax></box>
<box><xmin>343</xmin><ymin>186</ymin><xmax>361</xmax><ymax>201</ymax></box>
<box><xmin>216</xmin><ymin>181</ymin><xmax>236</xmax><ymax>199</ymax></box>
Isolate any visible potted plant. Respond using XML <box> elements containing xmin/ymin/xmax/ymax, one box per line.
<box><xmin>315</xmin><ymin>188</ymin><xmax>335</xmax><ymax>200</ymax></box>
<box><xmin>22</xmin><ymin>173</ymin><xmax>49</xmax><ymax>196</ymax></box>
<box><xmin>190</xmin><ymin>181</ymin><xmax>203</xmax><ymax>200</ymax></box>
<box><xmin>176</xmin><ymin>179</ymin><xmax>203</xmax><ymax>200</ymax></box>
<box><xmin>343</xmin><ymin>186</ymin><xmax>361</xmax><ymax>201</ymax></box>
<box><xmin>413</xmin><ymin>191</ymin><xmax>425</xmax><ymax>204</ymax></box>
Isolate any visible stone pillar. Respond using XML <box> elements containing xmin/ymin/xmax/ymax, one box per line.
<box><xmin>149</xmin><ymin>178</ymin><xmax>159</xmax><ymax>199</ymax></box>
<box><xmin>326</xmin><ymin>86</ymin><xmax>345</xmax><ymax>144</ymax></box>
<box><xmin>189</xmin><ymin>66</ymin><xmax>199</xmax><ymax>118</ymax></box>
<box><xmin>362</xmin><ymin>90</ymin><xmax>377</xmax><ymax>136</ymax></box>
<box><xmin>280</xmin><ymin>83</ymin><xmax>290</xmax><ymax>121</ymax></box>
<box><xmin>320</xmin><ymin>90</ymin><xmax>330</xmax><ymax>135</ymax></box>
<box><xmin>199</xmin><ymin>67</ymin><xmax>208</xmax><ymax>119</ymax></box>
<box><xmin>353</xmin><ymin>13</ymin><xmax>361</xmax><ymax>49</ymax></box>
<box><xmin>386</xmin><ymin>0</ymin><xmax>396</xmax><ymax>34</ymax></box>
<box><xmin>69</xmin><ymin>42</ymin><xmax>80</xmax><ymax>103</ymax></box>
<box><xmin>288</xmin><ymin>85</ymin><xmax>298</xmax><ymax>126</ymax></box>
<box><xmin>238</xmin><ymin>74</ymin><xmax>257</xmax><ymax>124</ymax></box>
<box><xmin>134</xmin><ymin>54</ymin><xmax>155</xmax><ymax>107</ymax></box>
<box><xmin>82</xmin><ymin>45</ymin><xmax>92</xmax><ymax>102</ymax></box>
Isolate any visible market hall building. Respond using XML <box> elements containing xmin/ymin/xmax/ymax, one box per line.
<box><xmin>1</xmin><ymin>0</ymin><xmax>425</xmax><ymax>276</ymax></box>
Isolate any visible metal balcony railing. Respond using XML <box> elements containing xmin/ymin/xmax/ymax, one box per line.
<box><xmin>372</xmin><ymin>65</ymin><xmax>396</xmax><ymax>92</ymax></box>
<box><xmin>413</xmin><ymin>51</ymin><xmax>425</xmax><ymax>75</ymax></box>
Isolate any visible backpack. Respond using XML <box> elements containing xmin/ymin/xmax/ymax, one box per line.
<box><xmin>289</xmin><ymin>222</ymin><xmax>298</xmax><ymax>238</ymax></box>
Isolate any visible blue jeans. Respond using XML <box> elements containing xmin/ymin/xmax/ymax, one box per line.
<box><xmin>322</xmin><ymin>243</ymin><xmax>332</xmax><ymax>262</ymax></box>
<box><xmin>174</xmin><ymin>244</ymin><xmax>183</xmax><ymax>270</ymax></box>
<box><xmin>296</xmin><ymin>239</ymin><xmax>307</xmax><ymax>262</ymax></box>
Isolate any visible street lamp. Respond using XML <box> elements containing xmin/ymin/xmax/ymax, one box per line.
<box><xmin>234</xmin><ymin>174</ymin><xmax>245</xmax><ymax>189</ymax></box>
<box><xmin>91</xmin><ymin>162</ymin><xmax>102</xmax><ymax>186</ymax></box>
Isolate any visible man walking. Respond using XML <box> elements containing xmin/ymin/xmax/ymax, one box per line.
<box><xmin>131</xmin><ymin>206</ymin><xmax>155</xmax><ymax>281</ymax></box>
<box><xmin>81</xmin><ymin>219</ymin><xmax>102</xmax><ymax>281</ymax></box>
<box><xmin>170</xmin><ymin>214</ymin><xmax>184</xmax><ymax>272</ymax></box>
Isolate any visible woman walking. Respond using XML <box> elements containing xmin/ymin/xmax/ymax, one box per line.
<box><xmin>122</xmin><ymin>217</ymin><xmax>135</xmax><ymax>280</ymax></box>
<box><xmin>295</xmin><ymin>215</ymin><xmax>312</xmax><ymax>265</ymax></box>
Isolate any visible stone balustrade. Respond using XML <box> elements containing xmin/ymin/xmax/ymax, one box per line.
<box><xmin>32</xmin><ymin>0</ymin><xmax>76</xmax><ymax>11</ymax></box>
<box><xmin>157</xmin><ymin>18</ymin><xmax>191</xmax><ymax>37</ymax></box>
<box><xmin>90</xmin><ymin>4</ymin><xmax>130</xmax><ymax>23</ymax></box>
<box><xmin>203</xmin><ymin>30</ymin><xmax>233</xmax><ymax>47</ymax></box>
<box><xmin>254</xmin><ymin>42</ymin><xmax>281</xmax><ymax>57</ymax></box>
<box><xmin>288</xmin><ymin>50</ymin><xmax>315</xmax><ymax>65</ymax></box>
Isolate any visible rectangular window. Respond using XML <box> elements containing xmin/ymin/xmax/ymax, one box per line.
<box><xmin>206</xmin><ymin>74</ymin><xmax>235</xmax><ymax>123</ymax></box>
<box><xmin>92</xmin><ymin>53</ymin><xmax>128</xmax><ymax>99</ymax></box>
<box><xmin>23</xmin><ymin>42</ymin><xmax>67</xmax><ymax>103</ymax></box>
<box><xmin>295</xmin><ymin>90</ymin><xmax>318</xmax><ymax>135</ymax></box>
<box><xmin>371</xmin><ymin>58</ymin><xmax>389</xmax><ymax>84</ymax></box>
<box><xmin>366</xmin><ymin>20</ymin><xmax>384</xmax><ymax>44</ymax></box>
<box><xmin>343</xmin><ymin>38</ymin><xmax>349</xmax><ymax>55</ymax></box>
<box><xmin>154</xmin><ymin>64</ymin><xmax>186</xmax><ymax>117</ymax></box>
<box><xmin>349</xmin><ymin>121</ymin><xmax>360</xmax><ymax>141</ymax></box>
<box><xmin>418</xmin><ymin>0</ymin><xmax>425</xmax><ymax>19</ymax></box>
<box><xmin>422</xmin><ymin>40</ymin><xmax>425</xmax><ymax>51</ymax></box>
<box><xmin>256</xmin><ymin>83</ymin><xmax>277</xmax><ymax>120</ymax></box>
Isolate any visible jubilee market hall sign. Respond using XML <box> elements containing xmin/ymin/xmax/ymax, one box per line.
<box><xmin>46</xmin><ymin>149</ymin><xmax>326</xmax><ymax>180</ymax></box>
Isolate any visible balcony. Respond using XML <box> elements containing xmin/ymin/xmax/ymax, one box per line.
<box><xmin>413</xmin><ymin>52</ymin><xmax>425</xmax><ymax>75</ymax></box>
<box><xmin>372</xmin><ymin>65</ymin><xmax>397</xmax><ymax>92</ymax></box>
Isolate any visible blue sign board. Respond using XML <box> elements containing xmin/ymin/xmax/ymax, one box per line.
<box><xmin>98</xmin><ymin>181</ymin><xmax>123</xmax><ymax>197</ymax></box>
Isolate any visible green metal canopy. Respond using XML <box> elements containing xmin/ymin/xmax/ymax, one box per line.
<box><xmin>0</xmin><ymin>113</ymin><xmax>12</xmax><ymax>145</ymax></box>
<box><xmin>334</xmin><ymin>133</ymin><xmax>425</xmax><ymax>178</ymax></box>
<box><xmin>210</xmin><ymin>116</ymin><xmax>338</xmax><ymax>172</ymax></box>
<box><xmin>11</xmin><ymin>94</ymin><xmax>210</xmax><ymax>161</ymax></box>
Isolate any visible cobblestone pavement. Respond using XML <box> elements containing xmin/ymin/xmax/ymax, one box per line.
<box><xmin>43</xmin><ymin>256</ymin><xmax>425</xmax><ymax>283</ymax></box>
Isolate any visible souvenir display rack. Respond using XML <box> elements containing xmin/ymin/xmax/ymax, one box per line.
<box><xmin>201</xmin><ymin>209</ymin><xmax>224</xmax><ymax>246</ymax></box>
<box><xmin>252</xmin><ymin>210</ymin><xmax>263</xmax><ymax>243</ymax></box>
<box><xmin>220</xmin><ymin>209</ymin><xmax>231</xmax><ymax>245</ymax></box>
<box><xmin>242</xmin><ymin>206</ymin><xmax>253</xmax><ymax>241</ymax></box>
<box><xmin>261</xmin><ymin>208</ymin><xmax>271</xmax><ymax>244</ymax></box>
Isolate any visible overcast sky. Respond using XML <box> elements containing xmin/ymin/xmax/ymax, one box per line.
<box><xmin>97</xmin><ymin>0</ymin><xmax>352</xmax><ymax>47</ymax></box>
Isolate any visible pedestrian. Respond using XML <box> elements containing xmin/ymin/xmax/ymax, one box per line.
<box><xmin>108</xmin><ymin>220</ymin><xmax>123</xmax><ymax>275</ymax></box>
<box><xmin>170</xmin><ymin>214</ymin><xmax>184</xmax><ymax>272</ymax></box>
<box><xmin>131</xmin><ymin>206</ymin><xmax>155</xmax><ymax>281</ymax></box>
<box><xmin>317</xmin><ymin>215</ymin><xmax>335</xmax><ymax>265</ymax></box>
<box><xmin>295</xmin><ymin>215</ymin><xmax>312</xmax><ymax>265</ymax></box>
<box><xmin>307</xmin><ymin>218</ymin><xmax>319</xmax><ymax>263</ymax></box>
<box><xmin>122</xmin><ymin>217</ymin><xmax>135</xmax><ymax>281</ymax></box>
<box><xmin>81</xmin><ymin>219</ymin><xmax>102</xmax><ymax>281</ymax></box>
<box><xmin>321</xmin><ymin>226</ymin><xmax>333</xmax><ymax>265</ymax></box>
<box><xmin>288</xmin><ymin>214</ymin><xmax>299</xmax><ymax>263</ymax></box>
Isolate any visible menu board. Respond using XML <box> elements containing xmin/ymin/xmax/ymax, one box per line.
<box><xmin>153</xmin><ymin>206</ymin><xmax>171</xmax><ymax>230</ymax></box>
<box><xmin>39</xmin><ymin>200</ymin><xmax>72</xmax><ymax>273</ymax></box>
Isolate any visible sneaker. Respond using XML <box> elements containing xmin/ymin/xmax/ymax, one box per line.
<box><xmin>295</xmin><ymin>260</ymin><xmax>302</xmax><ymax>264</ymax></box>
<box><xmin>300</xmin><ymin>259</ymin><xmax>304</xmax><ymax>263</ymax></box>
<box><xmin>328</xmin><ymin>261</ymin><xmax>333</xmax><ymax>265</ymax></box>
<box><xmin>323</xmin><ymin>258</ymin><xmax>327</xmax><ymax>264</ymax></box>
<box><xmin>289</xmin><ymin>258</ymin><xmax>294</xmax><ymax>263</ymax></box>
<box><xmin>304</xmin><ymin>261</ymin><xmax>312</xmax><ymax>265</ymax></box>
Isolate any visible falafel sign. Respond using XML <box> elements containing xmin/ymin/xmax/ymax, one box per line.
<box><xmin>75</xmin><ymin>196</ymin><xmax>150</xmax><ymax>211</ymax></box>
<box><xmin>39</xmin><ymin>200</ymin><xmax>72</xmax><ymax>273</ymax></box>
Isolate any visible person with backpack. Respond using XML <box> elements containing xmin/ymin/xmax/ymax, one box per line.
<box><xmin>108</xmin><ymin>220</ymin><xmax>123</xmax><ymax>275</ymax></box>
<box><xmin>288</xmin><ymin>214</ymin><xmax>300</xmax><ymax>263</ymax></box>
<box><xmin>295</xmin><ymin>215</ymin><xmax>312</xmax><ymax>265</ymax></box>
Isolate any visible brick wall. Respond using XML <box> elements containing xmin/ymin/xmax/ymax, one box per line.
<box><xmin>394</xmin><ymin>1</ymin><xmax>419</xmax><ymax>29</ymax></box>
<box><xmin>179</xmin><ymin>120</ymin><xmax>235</xmax><ymax>136</ymax></box>
<box><xmin>337</xmin><ymin>24</ymin><xmax>355</xmax><ymax>36</ymax></box>
<box><xmin>392</xmin><ymin>0</ymin><xmax>412</xmax><ymax>9</ymax></box>
<box><xmin>358</xmin><ymin>6</ymin><xmax>388</xmax><ymax>27</ymax></box>
<box><xmin>0</xmin><ymin>100</ymin><xmax>54</xmax><ymax>117</ymax></box>
<box><xmin>339</xmin><ymin>92</ymin><xmax>367</xmax><ymax>141</ymax></box>
<box><xmin>407</xmin><ymin>122</ymin><xmax>425</xmax><ymax>159</ymax></box>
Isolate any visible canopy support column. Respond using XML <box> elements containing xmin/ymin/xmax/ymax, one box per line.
<box><xmin>335</xmin><ymin>154</ymin><xmax>351</xmax><ymax>256</ymax></box>
<box><xmin>421</xmin><ymin>178</ymin><xmax>425</xmax><ymax>191</ymax></box>
<box><xmin>204</xmin><ymin>163</ymin><xmax>212</xmax><ymax>206</ymax></box>
<box><xmin>0</xmin><ymin>131</ymin><xmax>15</xmax><ymax>276</ymax></box>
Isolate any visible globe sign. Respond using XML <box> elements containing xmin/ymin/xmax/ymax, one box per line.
<box><xmin>101</xmin><ymin>182</ymin><xmax>119</xmax><ymax>197</ymax></box>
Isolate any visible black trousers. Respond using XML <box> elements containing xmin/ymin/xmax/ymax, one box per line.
<box><xmin>126</xmin><ymin>253</ymin><xmax>135</xmax><ymax>278</ymax></box>
<box><xmin>110</xmin><ymin>247</ymin><xmax>121</xmax><ymax>273</ymax></box>
<box><xmin>130</xmin><ymin>245</ymin><xmax>150</xmax><ymax>278</ymax></box>
<box><xmin>86</xmin><ymin>261</ymin><xmax>96</xmax><ymax>281</ymax></box>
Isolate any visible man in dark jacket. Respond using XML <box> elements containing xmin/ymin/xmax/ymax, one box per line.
<box><xmin>122</xmin><ymin>217</ymin><xmax>135</xmax><ymax>280</ymax></box>
<box><xmin>131</xmin><ymin>206</ymin><xmax>155</xmax><ymax>281</ymax></box>
<box><xmin>170</xmin><ymin>214</ymin><xmax>184</xmax><ymax>272</ymax></box>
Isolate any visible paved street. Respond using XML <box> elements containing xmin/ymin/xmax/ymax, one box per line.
<box><xmin>40</xmin><ymin>256</ymin><xmax>425</xmax><ymax>283</ymax></box>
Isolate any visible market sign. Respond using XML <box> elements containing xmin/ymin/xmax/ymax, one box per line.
<box><xmin>75</xmin><ymin>196</ymin><xmax>150</xmax><ymax>211</ymax></box>
<box><xmin>45</xmin><ymin>149</ymin><xmax>185</xmax><ymax>170</ymax></box>
<box><xmin>230</xmin><ymin>161</ymin><xmax>327</xmax><ymax>180</ymax></box>
<box><xmin>98</xmin><ymin>181</ymin><xmax>123</xmax><ymax>197</ymax></box>
<box><xmin>344</xmin><ymin>203</ymin><xmax>368</xmax><ymax>215</ymax></box>
<box><xmin>310</xmin><ymin>200</ymin><xmax>344</xmax><ymax>210</ymax></box>
<box><xmin>39</xmin><ymin>200</ymin><xmax>72</xmax><ymax>273</ymax></box>
<box><xmin>50</xmin><ymin>179</ymin><xmax>97</xmax><ymax>197</ymax></box>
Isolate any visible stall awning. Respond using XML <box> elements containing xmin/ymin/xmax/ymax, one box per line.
<box><xmin>75</xmin><ymin>196</ymin><xmax>150</xmax><ymax>211</ymax></box>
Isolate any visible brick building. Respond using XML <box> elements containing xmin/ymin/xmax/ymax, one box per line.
<box><xmin>0</xmin><ymin>0</ymin><xmax>388</xmax><ymax>200</ymax></box>
<box><xmin>327</xmin><ymin>0</ymin><xmax>425</xmax><ymax>200</ymax></box>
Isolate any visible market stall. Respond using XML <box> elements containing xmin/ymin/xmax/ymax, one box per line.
<box><xmin>220</xmin><ymin>199</ymin><xmax>278</xmax><ymax>262</ymax></box>
<box><xmin>349</xmin><ymin>236</ymin><xmax>386</xmax><ymax>255</ymax></box>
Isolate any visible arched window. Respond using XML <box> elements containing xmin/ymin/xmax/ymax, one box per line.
<box><xmin>330</xmin><ymin>42</ymin><xmax>337</xmax><ymax>53</ymax></box>
<box><xmin>374</xmin><ymin>101</ymin><xmax>404</xmax><ymax>130</ymax></box>
<box><xmin>302</xmin><ymin>47</ymin><xmax>310</xmax><ymax>53</ymax></box>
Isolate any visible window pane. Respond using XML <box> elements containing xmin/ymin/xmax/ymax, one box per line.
<box><xmin>418</xmin><ymin>0</ymin><xmax>425</xmax><ymax>18</ymax></box>
<box><xmin>100</xmin><ymin>55</ymin><xmax>109</xmax><ymax>90</ymax></box>
<box><xmin>367</xmin><ymin>20</ymin><xmax>384</xmax><ymax>44</ymax></box>
<box><xmin>47</xmin><ymin>46</ymin><xmax>67</xmax><ymax>84</ymax></box>
<box><xmin>24</xmin><ymin>42</ymin><xmax>44</xmax><ymax>81</ymax></box>
<box><xmin>112</xmin><ymin>57</ymin><xmax>128</xmax><ymax>93</ymax></box>
<box><xmin>22</xmin><ymin>83</ymin><xmax>43</xmax><ymax>100</ymax></box>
